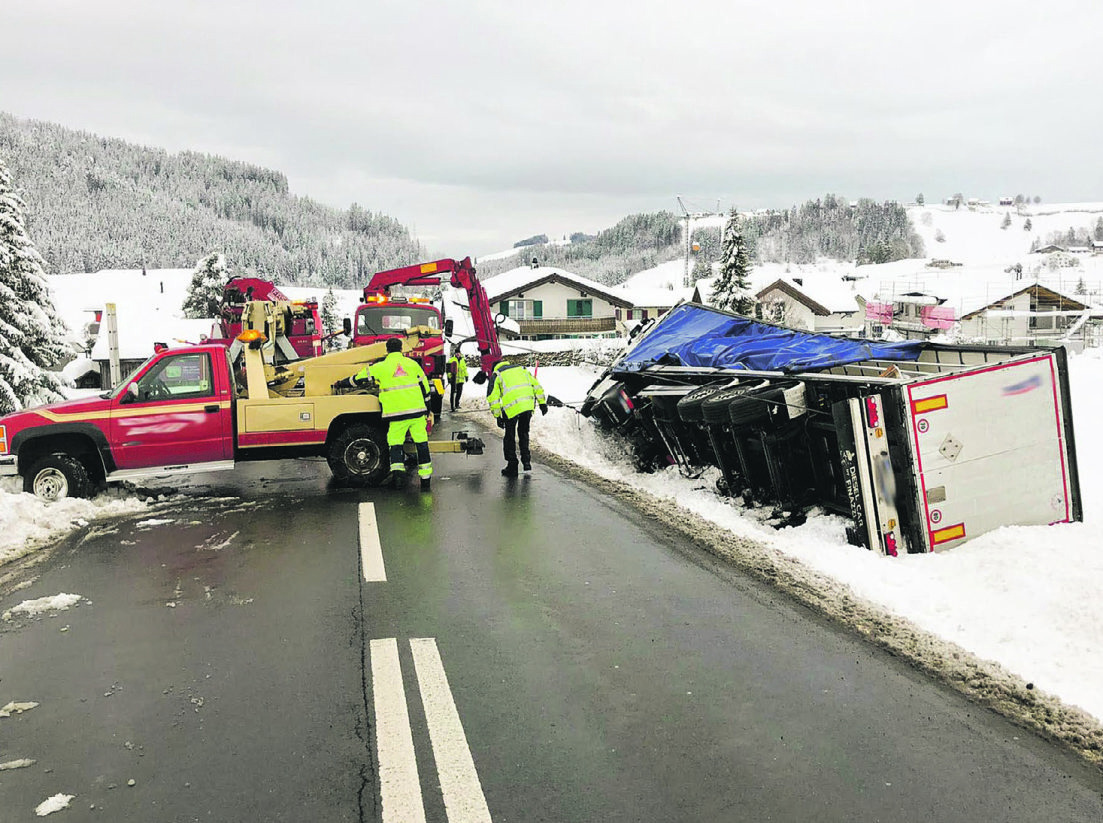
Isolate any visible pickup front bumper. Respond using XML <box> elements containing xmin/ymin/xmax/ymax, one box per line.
<box><xmin>0</xmin><ymin>455</ymin><xmax>17</xmax><ymax>476</ymax></box>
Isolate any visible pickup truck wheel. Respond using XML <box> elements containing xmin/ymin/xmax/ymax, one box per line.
<box><xmin>25</xmin><ymin>453</ymin><xmax>91</xmax><ymax>501</ymax></box>
<box><xmin>328</xmin><ymin>424</ymin><xmax>390</xmax><ymax>486</ymax></box>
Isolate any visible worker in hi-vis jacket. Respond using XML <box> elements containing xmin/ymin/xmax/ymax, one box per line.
<box><xmin>487</xmin><ymin>359</ymin><xmax>547</xmax><ymax>477</ymax></box>
<box><xmin>335</xmin><ymin>338</ymin><xmax>433</xmax><ymax>491</ymax></box>
<box><xmin>447</xmin><ymin>351</ymin><xmax>468</xmax><ymax>412</ymax></box>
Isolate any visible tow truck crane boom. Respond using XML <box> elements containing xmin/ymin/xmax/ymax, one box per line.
<box><xmin>362</xmin><ymin>256</ymin><xmax>502</xmax><ymax>380</ymax></box>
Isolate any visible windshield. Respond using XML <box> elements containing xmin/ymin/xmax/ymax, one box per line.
<box><xmin>108</xmin><ymin>352</ymin><xmax>159</xmax><ymax>398</ymax></box>
<box><xmin>356</xmin><ymin>305</ymin><xmax>440</xmax><ymax>336</ymax></box>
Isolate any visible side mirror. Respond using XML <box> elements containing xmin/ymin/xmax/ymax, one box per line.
<box><xmin>444</xmin><ymin>318</ymin><xmax>454</xmax><ymax>337</ymax></box>
<box><xmin>342</xmin><ymin>317</ymin><xmax>352</xmax><ymax>336</ymax></box>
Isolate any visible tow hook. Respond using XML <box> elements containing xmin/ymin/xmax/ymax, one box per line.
<box><xmin>452</xmin><ymin>431</ymin><xmax>484</xmax><ymax>455</ymax></box>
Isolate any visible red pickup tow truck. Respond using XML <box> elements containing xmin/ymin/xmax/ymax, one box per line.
<box><xmin>0</xmin><ymin>300</ymin><xmax>483</xmax><ymax>500</ymax></box>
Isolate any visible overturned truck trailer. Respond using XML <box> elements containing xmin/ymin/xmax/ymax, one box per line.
<box><xmin>581</xmin><ymin>303</ymin><xmax>1081</xmax><ymax>555</ymax></box>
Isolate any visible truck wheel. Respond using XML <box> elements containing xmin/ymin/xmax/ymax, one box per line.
<box><xmin>328</xmin><ymin>424</ymin><xmax>390</xmax><ymax>486</ymax></box>
<box><xmin>24</xmin><ymin>453</ymin><xmax>92</xmax><ymax>501</ymax></box>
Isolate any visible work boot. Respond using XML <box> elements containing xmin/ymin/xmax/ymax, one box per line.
<box><xmin>522</xmin><ymin>462</ymin><xmax>532</xmax><ymax>472</ymax></box>
<box><xmin>501</xmin><ymin>463</ymin><xmax>518</xmax><ymax>478</ymax></box>
<box><xmin>420</xmin><ymin>477</ymin><xmax>431</xmax><ymax>491</ymax></box>
<box><xmin>390</xmin><ymin>470</ymin><xmax>404</xmax><ymax>490</ymax></box>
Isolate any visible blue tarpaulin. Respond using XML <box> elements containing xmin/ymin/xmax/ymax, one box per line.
<box><xmin>614</xmin><ymin>303</ymin><xmax>925</xmax><ymax>374</ymax></box>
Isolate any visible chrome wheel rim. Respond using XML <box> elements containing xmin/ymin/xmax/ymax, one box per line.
<box><xmin>33</xmin><ymin>468</ymin><xmax>68</xmax><ymax>501</ymax></box>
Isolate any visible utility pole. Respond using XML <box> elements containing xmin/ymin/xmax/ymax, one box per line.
<box><xmin>677</xmin><ymin>196</ymin><xmax>692</xmax><ymax>288</ymax></box>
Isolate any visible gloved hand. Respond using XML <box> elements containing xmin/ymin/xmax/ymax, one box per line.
<box><xmin>540</xmin><ymin>404</ymin><xmax>548</xmax><ymax>416</ymax></box>
<box><xmin>333</xmin><ymin>378</ymin><xmax>351</xmax><ymax>391</ymax></box>
<box><xmin>496</xmin><ymin>416</ymin><xmax>506</xmax><ymax>429</ymax></box>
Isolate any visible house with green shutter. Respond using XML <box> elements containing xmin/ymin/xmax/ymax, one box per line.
<box><xmin>483</xmin><ymin>264</ymin><xmax>633</xmax><ymax>340</ymax></box>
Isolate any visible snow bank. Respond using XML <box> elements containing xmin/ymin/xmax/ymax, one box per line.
<box><xmin>0</xmin><ymin>485</ymin><xmax>150</xmax><ymax>566</ymax></box>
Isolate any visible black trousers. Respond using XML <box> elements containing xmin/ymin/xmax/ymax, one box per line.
<box><xmin>503</xmin><ymin>410</ymin><xmax>532</xmax><ymax>467</ymax></box>
<box><xmin>450</xmin><ymin>380</ymin><xmax>464</xmax><ymax>411</ymax></box>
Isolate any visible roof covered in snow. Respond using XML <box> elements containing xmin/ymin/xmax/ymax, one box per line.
<box><xmin>482</xmin><ymin>265</ymin><xmax>632</xmax><ymax>307</ymax></box>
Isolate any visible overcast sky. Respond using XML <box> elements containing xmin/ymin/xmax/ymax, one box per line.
<box><xmin>4</xmin><ymin>1</ymin><xmax>1102</xmax><ymax>258</ymax></box>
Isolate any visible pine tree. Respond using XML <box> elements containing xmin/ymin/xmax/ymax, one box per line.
<box><xmin>709</xmin><ymin>209</ymin><xmax>754</xmax><ymax>315</ymax></box>
<box><xmin>321</xmin><ymin>288</ymin><xmax>338</xmax><ymax>334</ymax></box>
<box><xmin>0</xmin><ymin>157</ymin><xmax>70</xmax><ymax>414</ymax></box>
<box><xmin>182</xmin><ymin>252</ymin><xmax>228</xmax><ymax>318</ymax></box>
<box><xmin>1024</xmin><ymin>218</ymin><xmax>1033</xmax><ymax>232</ymax></box>
<box><xmin>1001</xmin><ymin>212</ymin><xmax>1012</xmax><ymax>229</ymax></box>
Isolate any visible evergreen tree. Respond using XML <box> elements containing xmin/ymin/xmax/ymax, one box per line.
<box><xmin>182</xmin><ymin>252</ymin><xmax>228</xmax><ymax>318</ymax></box>
<box><xmin>709</xmin><ymin>209</ymin><xmax>754</xmax><ymax>315</ymax></box>
<box><xmin>1024</xmin><ymin>218</ymin><xmax>1033</xmax><ymax>232</ymax></box>
<box><xmin>0</xmin><ymin>157</ymin><xmax>70</xmax><ymax>413</ymax></box>
<box><xmin>321</xmin><ymin>288</ymin><xmax>339</xmax><ymax>334</ymax></box>
<box><xmin>915</xmin><ymin>193</ymin><xmax>924</xmax><ymax>206</ymax></box>
<box><xmin>1001</xmin><ymin>212</ymin><xmax>1012</xmax><ymax>229</ymax></box>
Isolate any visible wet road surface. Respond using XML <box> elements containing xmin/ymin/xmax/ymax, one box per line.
<box><xmin>1</xmin><ymin>420</ymin><xmax>1101</xmax><ymax>821</ymax></box>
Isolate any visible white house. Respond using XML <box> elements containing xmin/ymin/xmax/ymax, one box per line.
<box><xmin>957</xmin><ymin>283</ymin><xmax>1093</xmax><ymax>345</ymax></box>
<box><xmin>482</xmin><ymin>265</ymin><xmax>633</xmax><ymax>340</ymax></box>
<box><xmin>754</xmin><ymin>277</ymin><xmax>864</xmax><ymax>333</ymax></box>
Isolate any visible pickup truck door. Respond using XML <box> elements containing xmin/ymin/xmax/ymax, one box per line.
<box><xmin>110</xmin><ymin>350</ymin><xmax>233</xmax><ymax>471</ymax></box>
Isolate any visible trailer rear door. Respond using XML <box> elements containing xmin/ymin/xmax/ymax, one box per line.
<box><xmin>904</xmin><ymin>353</ymin><xmax>1077</xmax><ymax>552</ymax></box>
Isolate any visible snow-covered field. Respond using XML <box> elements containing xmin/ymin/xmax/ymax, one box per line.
<box><xmin>4</xmin><ymin>205</ymin><xmax>1103</xmax><ymax>758</ymax></box>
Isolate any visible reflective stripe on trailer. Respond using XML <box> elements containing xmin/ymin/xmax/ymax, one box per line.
<box><xmin>930</xmin><ymin>522</ymin><xmax>966</xmax><ymax>546</ymax></box>
<box><xmin>911</xmin><ymin>394</ymin><xmax>948</xmax><ymax>414</ymax></box>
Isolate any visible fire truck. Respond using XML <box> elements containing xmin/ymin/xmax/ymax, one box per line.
<box><xmin>349</xmin><ymin>257</ymin><xmax>503</xmax><ymax>417</ymax></box>
<box><xmin>0</xmin><ymin>300</ymin><xmax>485</xmax><ymax>500</ymax></box>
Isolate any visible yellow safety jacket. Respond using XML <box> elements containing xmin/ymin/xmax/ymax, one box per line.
<box><xmin>488</xmin><ymin>361</ymin><xmax>546</xmax><ymax>420</ymax></box>
<box><xmin>448</xmin><ymin>355</ymin><xmax>468</xmax><ymax>382</ymax></box>
<box><xmin>362</xmin><ymin>351</ymin><xmax>429</xmax><ymax>420</ymax></box>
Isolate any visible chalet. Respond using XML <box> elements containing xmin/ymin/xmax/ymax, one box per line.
<box><xmin>483</xmin><ymin>265</ymin><xmax>632</xmax><ymax>340</ymax></box>
<box><xmin>1033</xmin><ymin>244</ymin><xmax>1067</xmax><ymax>254</ymax></box>
<box><xmin>958</xmin><ymin>283</ymin><xmax>1092</xmax><ymax>345</ymax></box>
<box><xmin>754</xmin><ymin>277</ymin><xmax>863</xmax><ymax>334</ymax></box>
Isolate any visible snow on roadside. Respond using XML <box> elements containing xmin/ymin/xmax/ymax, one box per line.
<box><xmin>2</xmin><ymin>592</ymin><xmax>83</xmax><ymax>621</ymax></box>
<box><xmin>34</xmin><ymin>793</ymin><xmax>75</xmax><ymax>816</ymax></box>
<box><xmin>0</xmin><ymin>480</ymin><xmax>151</xmax><ymax>567</ymax></box>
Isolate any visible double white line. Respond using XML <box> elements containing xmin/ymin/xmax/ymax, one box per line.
<box><xmin>361</xmin><ymin>504</ymin><xmax>491</xmax><ymax>822</ymax></box>
<box><xmin>369</xmin><ymin>638</ymin><xmax>492</xmax><ymax>823</ymax></box>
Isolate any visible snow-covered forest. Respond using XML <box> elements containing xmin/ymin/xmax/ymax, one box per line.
<box><xmin>480</xmin><ymin>197</ymin><xmax>923</xmax><ymax>285</ymax></box>
<box><xmin>0</xmin><ymin>113</ymin><xmax>422</xmax><ymax>285</ymax></box>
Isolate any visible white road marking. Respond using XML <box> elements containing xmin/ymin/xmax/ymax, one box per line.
<box><xmin>410</xmin><ymin>637</ymin><xmax>493</xmax><ymax>823</ymax></box>
<box><xmin>359</xmin><ymin>502</ymin><xmax>386</xmax><ymax>582</ymax></box>
<box><xmin>369</xmin><ymin>638</ymin><xmax>427</xmax><ymax>823</ymax></box>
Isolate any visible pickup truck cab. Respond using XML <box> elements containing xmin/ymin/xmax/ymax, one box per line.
<box><xmin>0</xmin><ymin>313</ymin><xmax>482</xmax><ymax>500</ymax></box>
<box><xmin>0</xmin><ymin>345</ymin><xmax>236</xmax><ymax>499</ymax></box>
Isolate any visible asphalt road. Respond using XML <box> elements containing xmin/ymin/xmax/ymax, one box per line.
<box><xmin>1</xmin><ymin>419</ymin><xmax>1101</xmax><ymax>822</ymax></box>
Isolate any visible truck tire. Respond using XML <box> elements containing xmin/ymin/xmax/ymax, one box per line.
<box><xmin>700</xmin><ymin>380</ymin><xmax>769</xmax><ymax>424</ymax></box>
<box><xmin>24</xmin><ymin>453</ymin><xmax>92</xmax><ymax>501</ymax></box>
<box><xmin>328</xmin><ymin>424</ymin><xmax>390</xmax><ymax>486</ymax></box>
<box><xmin>676</xmin><ymin>383</ymin><xmax>729</xmax><ymax>424</ymax></box>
